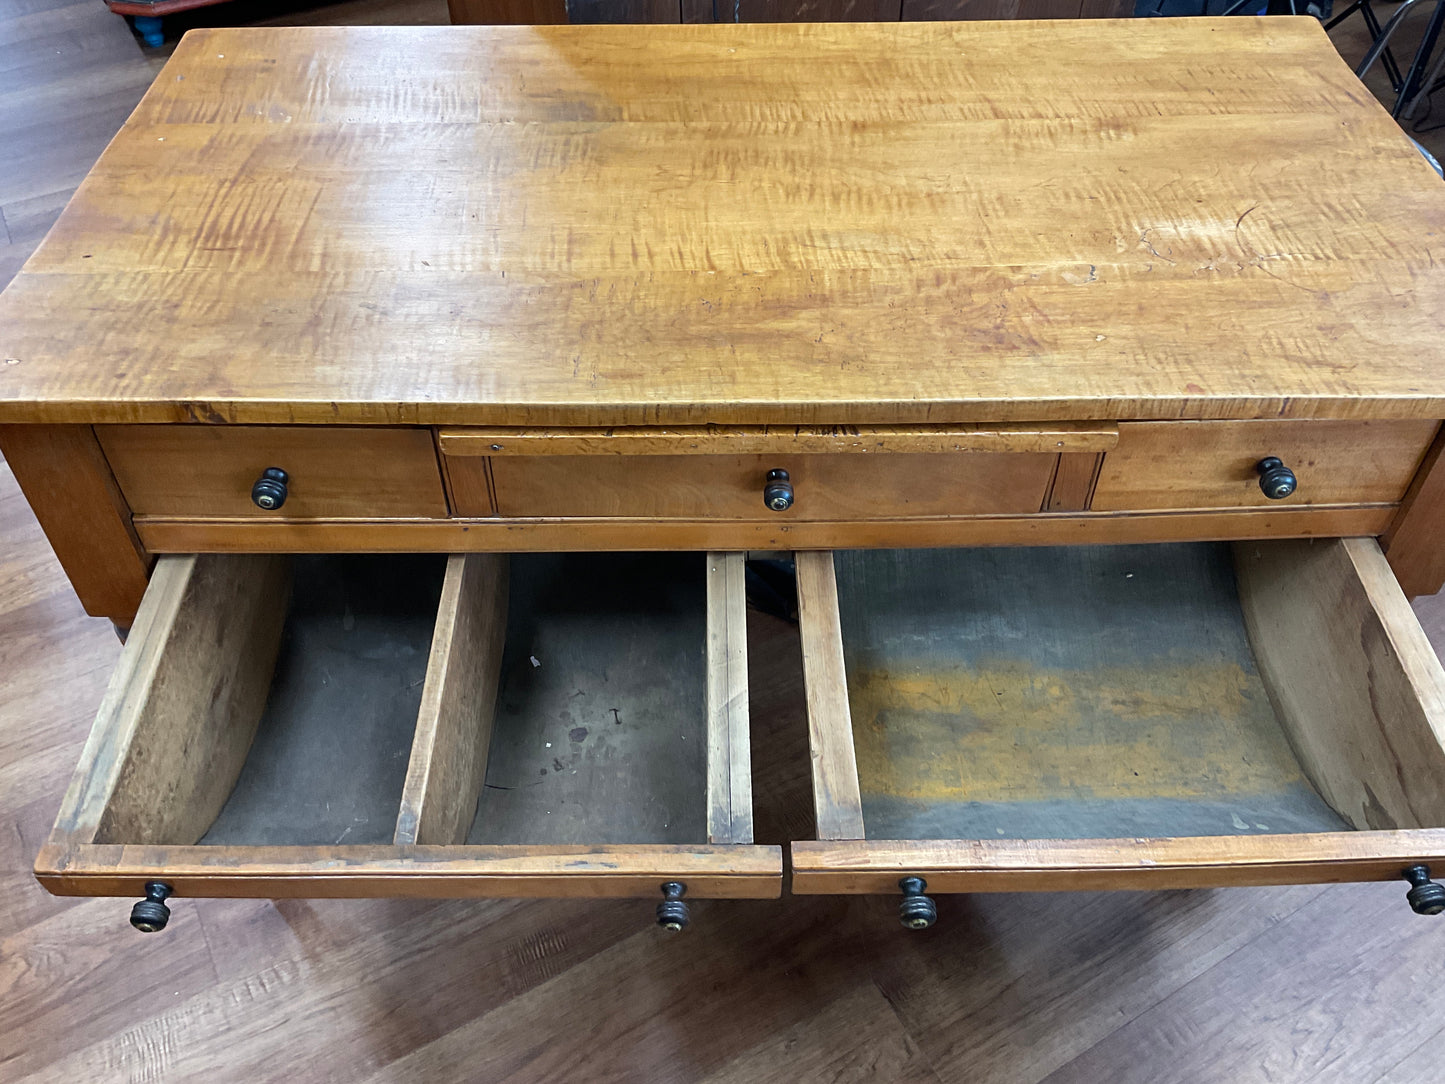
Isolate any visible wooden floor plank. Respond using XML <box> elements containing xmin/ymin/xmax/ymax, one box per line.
<box><xmin>865</xmin><ymin>884</ymin><xmax>1325</xmax><ymax>1084</ymax></box>
<box><xmin>1372</xmin><ymin>1022</ymin><xmax>1445</xmax><ymax>1084</ymax></box>
<box><xmin>0</xmin><ymin>898</ymin><xmax>219</xmax><ymax>1081</ymax></box>
<box><xmin>1</xmin><ymin>190</ymin><xmax>73</xmax><ymax>248</ymax></box>
<box><xmin>701</xmin><ymin>983</ymin><xmax>944</xmax><ymax>1083</ymax></box>
<box><xmin>33</xmin><ymin>897</ymin><xmax>652</xmax><ymax>1082</ymax></box>
<box><xmin>1037</xmin><ymin>883</ymin><xmax>1445</xmax><ymax>1084</ymax></box>
<box><xmin>357</xmin><ymin>897</ymin><xmax>921</xmax><ymax>1082</ymax></box>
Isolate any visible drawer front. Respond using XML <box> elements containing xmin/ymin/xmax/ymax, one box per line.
<box><xmin>1092</xmin><ymin>419</ymin><xmax>1437</xmax><ymax>511</ymax></box>
<box><xmin>475</xmin><ymin>453</ymin><xmax>1058</xmax><ymax>519</ymax></box>
<box><xmin>790</xmin><ymin>538</ymin><xmax>1445</xmax><ymax>897</ymax></box>
<box><xmin>96</xmin><ymin>425</ymin><xmax>449</xmax><ymax>518</ymax></box>
<box><xmin>37</xmin><ymin>550</ymin><xmax>780</xmax><ymax>908</ymax></box>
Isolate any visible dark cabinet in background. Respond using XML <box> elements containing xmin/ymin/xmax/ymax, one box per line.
<box><xmin>448</xmin><ymin>0</ymin><xmax>1133</xmax><ymax>29</ymax></box>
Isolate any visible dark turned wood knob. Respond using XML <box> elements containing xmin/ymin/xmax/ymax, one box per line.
<box><xmin>130</xmin><ymin>881</ymin><xmax>173</xmax><ymax>933</ymax></box>
<box><xmin>250</xmin><ymin>467</ymin><xmax>289</xmax><ymax>510</ymax></box>
<box><xmin>1404</xmin><ymin>865</ymin><xmax>1445</xmax><ymax>915</ymax></box>
<box><xmin>1255</xmin><ymin>457</ymin><xmax>1297</xmax><ymax>500</ymax></box>
<box><xmin>656</xmin><ymin>881</ymin><xmax>690</xmax><ymax>932</ymax></box>
<box><xmin>898</xmin><ymin>876</ymin><xmax>937</xmax><ymax>930</ymax></box>
<box><xmin>763</xmin><ymin>468</ymin><xmax>794</xmax><ymax>512</ymax></box>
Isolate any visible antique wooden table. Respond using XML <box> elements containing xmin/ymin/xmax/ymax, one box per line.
<box><xmin>7</xmin><ymin>19</ymin><xmax>1445</xmax><ymax>932</ymax></box>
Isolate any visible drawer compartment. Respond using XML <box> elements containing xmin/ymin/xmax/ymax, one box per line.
<box><xmin>96</xmin><ymin>425</ymin><xmax>449</xmax><ymax>519</ymax></box>
<box><xmin>37</xmin><ymin>551</ymin><xmax>779</xmax><ymax>905</ymax></box>
<box><xmin>791</xmin><ymin>539</ymin><xmax>1445</xmax><ymax>896</ymax></box>
<box><xmin>1091</xmin><ymin>419</ymin><xmax>1437</xmax><ymax>511</ymax></box>
<box><xmin>474</xmin><ymin>453</ymin><xmax>1058</xmax><ymax>519</ymax></box>
<box><xmin>464</xmin><ymin>553</ymin><xmax>721</xmax><ymax>846</ymax></box>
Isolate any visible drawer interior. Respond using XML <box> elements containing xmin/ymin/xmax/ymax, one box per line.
<box><xmin>467</xmin><ymin>553</ymin><xmax>707</xmax><ymax>846</ymax></box>
<box><xmin>196</xmin><ymin>556</ymin><xmax>445</xmax><ymax>847</ymax></box>
<box><xmin>832</xmin><ymin>544</ymin><xmax>1349</xmax><ymax>843</ymax></box>
<box><xmin>42</xmin><ymin>550</ymin><xmax>779</xmax><ymax>900</ymax></box>
<box><xmin>793</xmin><ymin>538</ymin><xmax>1445</xmax><ymax>892</ymax></box>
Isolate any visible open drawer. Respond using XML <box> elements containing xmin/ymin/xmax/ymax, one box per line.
<box><xmin>790</xmin><ymin>539</ymin><xmax>1445</xmax><ymax>921</ymax></box>
<box><xmin>37</xmin><ymin>550</ymin><xmax>780</xmax><ymax>930</ymax></box>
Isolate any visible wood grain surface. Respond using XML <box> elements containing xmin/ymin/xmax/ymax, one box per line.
<box><xmin>394</xmin><ymin>554</ymin><xmax>509</xmax><ymax>846</ymax></box>
<box><xmin>1093</xmin><ymin>420</ymin><xmax>1439</xmax><ymax>511</ymax></box>
<box><xmin>11</xmin><ymin>439</ymin><xmax>1445</xmax><ymax>1080</ymax></box>
<box><xmin>53</xmin><ymin>555</ymin><xmax>291</xmax><ymax>848</ymax></box>
<box><xmin>1045</xmin><ymin>453</ymin><xmax>1103</xmax><ymax>512</ymax></box>
<box><xmin>96</xmin><ymin>425</ymin><xmax>449</xmax><ymax>518</ymax></box>
<box><xmin>439</xmin><ymin>422</ymin><xmax>1119</xmax><ymax>456</ymax></box>
<box><xmin>794</xmin><ymin>551</ymin><xmax>866</xmax><ymax>841</ymax></box>
<box><xmin>790</xmin><ymin>540</ymin><xmax>1445</xmax><ymax>891</ymax></box>
<box><xmin>1385</xmin><ymin>425</ymin><xmax>1445</xmax><ymax>597</ymax></box>
<box><xmin>482</xmin><ymin>452</ymin><xmax>1059</xmax><ymax>519</ymax></box>
<box><xmin>790</xmin><ymin>830</ymin><xmax>1445</xmax><ymax>893</ymax></box>
<box><xmin>706</xmin><ymin>553</ymin><xmax>754</xmax><ymax>845</ymax></box>
<box><xmin>39</xmin><ymin>547</ymin><xmax>782</xmax><ymax>898</ymax></box>
<box><xmin>11</xmin><ymin>3</ymin><xmax>1445</xmax><ymax>1077</ymax></box>
<box><xmin>0</xmin><ymin>424</ymin><xmax>151</xmax><ymax>622</ymax></box>
<box><xmin>3</xmin><ymin>21</ymin><xmax>1445</xmax><ymax>425</ymax></box>
<box><xmin>129</xmin><ymin>503</ymin><xmax>1401</xmax><ymax>553</ymax></box>
<box><xmin>35</xmin><ymin>842</ymin><xmax>784</xmax><ymax>898</ymax></box>
<box><xmin>1236</xmin><ymin>538</ymin><xmax>1445</xmax><ymax>832</ymax></box>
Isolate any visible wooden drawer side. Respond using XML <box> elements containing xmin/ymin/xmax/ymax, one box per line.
<box><xmin>1235</xmin><ymin>537</ymin><xmax>1445</xmax><ymax>832</ymax></box>
<box><xmin>49</xmin><ymin>554</ymin><xmax>292</xmax><ymax>850</ymax></box>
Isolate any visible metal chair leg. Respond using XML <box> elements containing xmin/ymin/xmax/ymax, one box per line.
<box><xmin>1330</xmin><ymin>0</ymin><xmax>1405</xmax><ymax>90</ymax></box>
<box><xmin>1356</xmin><ymin>0</ymin><xmax>1430</xmax><ymax>79</ymax></box>
<box><xmin>1395</xmin><ymin>0</ymin><xmax>1445</xmax><ymax>118</ymax></box>
<box><xmin>1325</xmin><ymin>0</ymin><xmax>1363</xmax><ymax>28</ymax></box>
<box><xmin>1363</xmin><ymin>0</ymin><xmax>1406</xmax><ymax>90</ymax></box>
<box><xmin>1400</xmin><ymin>42</ymin><xmax>1445</xmax><ymax>119</ymax></box>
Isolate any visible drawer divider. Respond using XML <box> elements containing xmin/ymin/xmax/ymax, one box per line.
<box><xmin>706</xmin><ymin>553</ymin><xmax>754</xmax><ymax>845</ymax></box>
<box><xmin>394</xmin><ymin>554</ymin><xmax>509</xmax><ymax>846</ymax></box>
<box><xmin>795</xmin><ymin>551</ymin><xmax>866</xmax><ymax>841</ymax></box>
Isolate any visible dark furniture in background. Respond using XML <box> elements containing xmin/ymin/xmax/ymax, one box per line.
<box><xmin>448</xmin><ymin>0</ymin><xmax>1131</xmax><ymax>22</ymax></box>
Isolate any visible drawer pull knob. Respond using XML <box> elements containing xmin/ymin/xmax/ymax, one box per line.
<box><xmin>898</xmin><ymin>876</ymin><xmax>937</xmax><ymax>930</ymax></box>
<box><xmin>1404</xmin><ymin>865</ymin><xmax>1445</xmax><ymax>915</ymax></box>
<box><xmin>763</xmin><ymin>468</ymin><xmax>794</xmax><ymax>512</ymax></box>
<box><xmin>130</xmin><ymin>881</ymin><xmax>173</xmax><ymax>933</ymax></box>
<box><xmin>250</xmin><ymin>467</ymin><xmax>290</xmax><ymax>510</ymax></box>
<box><xmin>1255</xmin><ymin>457</ymin><xmax>1297</xmax><ymax>500</ymax></box>
<box><xmin>656</xmin><ymin>881</ymin><xmax>690</xmax><ymax>932</ymax></box>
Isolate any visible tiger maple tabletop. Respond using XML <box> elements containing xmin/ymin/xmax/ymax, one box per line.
<box><xmin>11</xmin><ymin>20</ymin><xmax>1445</xmax><ymax>929</ymax></box>
<box><xmin>0</xmin><ymin>19</ymin><xmax>1444</xmax><ymax>427</ymax></box>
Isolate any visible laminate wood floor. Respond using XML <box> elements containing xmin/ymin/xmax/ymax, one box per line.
<box><xmin>4</xmin><ymin>2</ymin><xmax>1445</xmax><ymax>1080</ymax></box>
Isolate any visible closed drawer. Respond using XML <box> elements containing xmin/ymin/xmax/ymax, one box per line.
<box><xmin>96</xmin><ymin>425</ymin><xmax>449</xmax><ymax>518</ymax></box>
<box><xmin>790</xmin><ymin>538</ymin><xmax>1445</xmax><ymax>908</ymax></box>
<box><xmin>472</xmin><ymin>453</ymin><xmax>1059</xmax><ymax>519</ymax></box>
<box><xmin>1092</xmin><ymin>419</ymin><xmax>1437</xmax><ymax>511</ymax></box>
<box><xmin>37</xmin><ymin>550</ymin><xmax>780</xmax><ymax>920</ymax></box>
